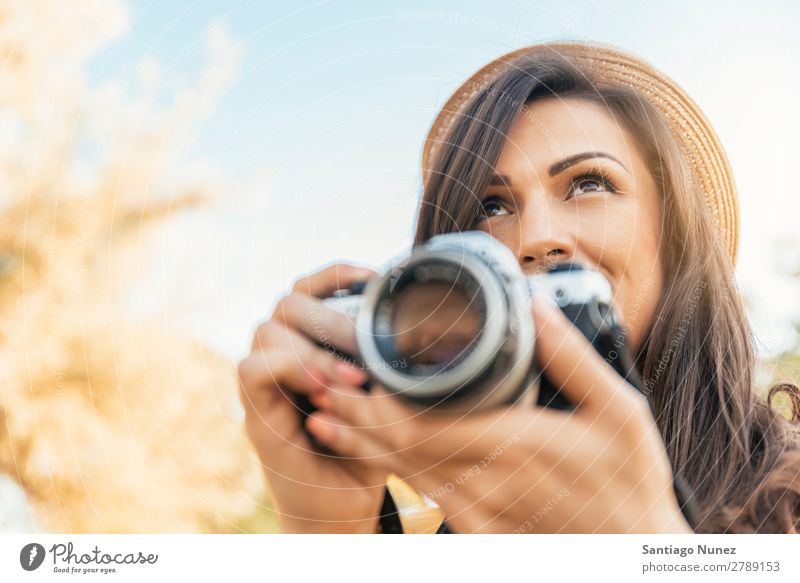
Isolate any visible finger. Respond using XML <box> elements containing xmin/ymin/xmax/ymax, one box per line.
<box><xmin>321</xmin><ymin>384</ymin><xmax>546</xmax><ymax>465</ymax></box>
<box><xmin>531</xmin><ymin>293</ymin><xmax>644</xmax><ymax>414</ymax></box>
<box><xmin>238</xmin><ymin>325</ymin><xmax>369</xmax><ymax>457</ymax></box>
<box><xmin>243</xmin><ymin>320</ymin><xmax>368</xmax><ymax>392</ymax></box>
<box><xmin>306</xmin><ymin>411</ymin><xmax>395</xmax><ymax>468</ymax></box>
<box><xmin>237</xmin><ymin>348</ymin><xmax>317</xmax><ymax>452</ymax></box>
<box><xmin>272</xmin><ymin>292</ymin><xmax>361</xmax><ymax>356</ymax></box>
<box><xmin>316</xmin><ymin>383</ymin><xmax>443</xmax><ymax>438</ymax></box>
<box><xmin>247</xmin><ymin>320</ymin><xmax>367</xmax><ymax>390</ymax></box>
<box><xmin>314</xmin><ymin>384</ymin><xmax>451</xmax><ymax>461</ymax></box>
<box><xmin>292</xmin><ymin>263</ymin><xmax>376</xmax><ymax>298</ymax></box>
<box><xmin>309</xmin><ymin>383</ymin><xmax>389</xmax><ymax>430</ymax></box>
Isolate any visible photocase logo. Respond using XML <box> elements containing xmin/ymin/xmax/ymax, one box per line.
<box><xmin>20</xmin><ymin>543</ymin><xmax>46</xmax><ymax>571</ymax></box>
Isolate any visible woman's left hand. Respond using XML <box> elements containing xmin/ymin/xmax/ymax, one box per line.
<box><xmin>305</xmin><ymin>294</ymin><xmax>693</xmax><ymax>534</ymax></box>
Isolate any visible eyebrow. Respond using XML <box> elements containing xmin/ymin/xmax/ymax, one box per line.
<box><xmin>548</xmin><ymin>151</ymin><xmax>629</xmax><ymax>177</ymax></box>
<box><xmin>488</xmin><ymin>151</ymin><xmax>630</xmax><ymax>187</ymax></box>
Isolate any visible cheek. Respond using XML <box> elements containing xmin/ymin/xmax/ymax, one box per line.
<box><xmin>475</xmin><ymin>220</ymin><xmax>520</xmax><ymax>255</ymax></box>
<box><xmin>600</xmin><ymin>197</ymin><xmax>664</xmax><ymax>351</ymax></box>
<box><xmin>572</xmin><ymin>203</ymin><xmax>637</xmax><ymax>283</ymax></box>
<box><xmin>616</xmin><ymin>258</ymin><xmax>663</xmax><ymax>352</ymax></box>
<box><xmin>547</xmin><ymin>183</ymin><xmax>662</xmax><ymax>348</ymax></box>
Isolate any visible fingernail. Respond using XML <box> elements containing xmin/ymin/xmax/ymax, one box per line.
<box><xmin>333</xmin><ymin>360</ymin><xmax>367</xmax><ymax>384</ymax></box>
<box><xmin>309</xmin><ymin>387</ymin><xmax>333</xmax><ymax>409</ymax></box>
<box><xmin>307</xmin><ymin>414</ymin><xmax>336</xmax><ymax>441</ymax></box>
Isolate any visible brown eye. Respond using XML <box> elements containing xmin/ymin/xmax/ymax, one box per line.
<box><xmin>570</xmin><ymin>170</ymin><xmax>618</xmax><ymax>197</ymax></box>
<box><xmin>479</xmin><ymin>196</ymin><xmax>510</xmax><ymax>218</ymax></box>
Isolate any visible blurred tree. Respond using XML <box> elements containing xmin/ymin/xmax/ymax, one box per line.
<box><xmin>0</xmin><ymin>0</ymin><xmax>274</xmax><ymax>532</ymax></box>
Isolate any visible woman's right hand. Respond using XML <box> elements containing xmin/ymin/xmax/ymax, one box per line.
<box><xmin>237</xmin><ymin>264</ymin><xmax>386</xmax><ymax>533</ymax></box>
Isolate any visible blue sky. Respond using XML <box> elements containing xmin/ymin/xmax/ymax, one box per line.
<box><xmin>88</xmin><ymin>0</ymin><xmax>800</xmax><ymax>360</ymax></box>
<box><xmin>90</xmin><ymin>0</ymin><xmax>796</xmax><ymax>184</ymax></box>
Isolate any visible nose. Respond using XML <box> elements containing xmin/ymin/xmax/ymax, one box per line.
<box><xmin>517</xmin><ymin>203</ymin><xmax>574</xmax><ymax>274</ymax></box>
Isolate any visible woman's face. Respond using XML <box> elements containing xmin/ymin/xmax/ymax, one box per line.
<box><xmin>474</xmin><ymin>96</ymin><xmax>664</xmax><ymax>352</ymax></box>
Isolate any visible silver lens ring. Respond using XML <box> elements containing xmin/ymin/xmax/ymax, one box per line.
<box><xmin>356</xmin><ymin>246</ymin><xmax>508</xmax><ymax>400</ymax></box>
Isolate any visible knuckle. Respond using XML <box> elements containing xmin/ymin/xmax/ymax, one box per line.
<box><xmin>236</xmin><ymin>359</ymin><xmax>258</xmax><ymax>409</ymax></box>
<box><xmin>264</xmin><ymin>354</ymin><xmax>292</xmax><ymax>384</ymax></box>
<box><xmin>619</xmin><ymin>393</ymin><xmax>651</xmax><ymax>433</ymax></box>
<box><xmin>271</xmin><ymin>293</ymin><xmax>299</xmax><ymax>324</ymax></box>
<box><xmin>625</xmin><ymin>389</ymin><xmax>650</xmax><ymax>416</ymax></box>
<box><xmin>290</xmin><ymin>264</ymin><xmax>342</xmax><ymax>293</ymax></box>
<box><xmin>243</xmin><ymin>408</ymin><xmax>266</xmax><ymax>440</ymax></box>
<box><xmin>291</xmin><ymin>276</ymin><xmax>310</xmax><ymax>293</ymax></box>
<box><xmin>334</xmin><ymin>424</ymin><xmax>356</xmax><ymax>454</ymax></box>
<box><xmin>392</xmin><ymin>427</ymin><xmax>419</xmax><ymax>453</ymax></box>
<box><xmin>271</xmin><ymin>293</ymin><xmax>290</xmax><ymax>317</ymax></box>
<box><xmin>239</xmin><ymin>388</ymin><xmax>255</xmax><ymax>417</ymax></box>
<box><xmin>238</xmin><ymin>351</ymin><xmax>288</xmax><ymax>390</ymax></box>
<box><xmin>252</xmin><ymin>320</ymin><xmax>282</xmax><ymax>350</ymax></box>
<box><xmin>236</xmin><ymin>356</ymin><xmax>255</xmax><ymax>387</ymax></box>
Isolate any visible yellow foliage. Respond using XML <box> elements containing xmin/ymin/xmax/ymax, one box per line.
<box><xmin>0</xmin><ymin>0</ymin><xmax>272</xmax><ymax>532</ymax></box>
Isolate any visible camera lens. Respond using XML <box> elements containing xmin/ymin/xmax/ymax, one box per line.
<box><xmin>391</xmin><ymin>281</ymin><xmax>481</xmax><ymax>368</ymax></box>
<box><xmin>354</xmin><ymin>231</ymin><xmax>532</xmax><ymax>410</ymax></box>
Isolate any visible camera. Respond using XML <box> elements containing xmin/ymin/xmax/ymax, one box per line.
<box><xmin>321</xmin><ymin>230</ymin><xmax>640</xmax><ymax>413</ymax></box>
<box><xmin>307</xmin><ymin>231</ymin><xmax>698</xmax><ymax>528</ymax></box>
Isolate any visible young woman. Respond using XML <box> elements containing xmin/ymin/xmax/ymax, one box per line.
<box><xmin>237</xmin><ymin>42</ymin><xmax>800</xmax><ymax>533</ymax></box>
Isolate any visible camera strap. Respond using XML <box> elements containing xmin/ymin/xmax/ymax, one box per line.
<box><xmin>378</xmin><ymin>488</ymin><xmax>404</xmax><ymax>534</ymax></box>
<box><xmin>379</xmin><ymin>488</ymin><xmax>452</xmax><ymax>533</ymax></box>
<box><xmin>378</xmin><ymin>473</ymin><xmax>447</xmax><ymax>534</ymax></box>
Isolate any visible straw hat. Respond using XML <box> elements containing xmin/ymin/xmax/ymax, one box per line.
<box><xmin>421</xmin><ymin>42</ymin><xmax>739</xmax><ymax>264</ymax></box>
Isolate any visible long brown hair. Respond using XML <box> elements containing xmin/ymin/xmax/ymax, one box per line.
<box><xmin>415</xmin><ymin>52</ymin><xmax>800</xmax><ymax>533</ymax></box>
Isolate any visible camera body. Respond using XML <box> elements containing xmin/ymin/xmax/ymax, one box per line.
<box><xmin>323</xmin><ymin>231</ymin><xmax>637</xmax><ymax>413</ymax></box>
